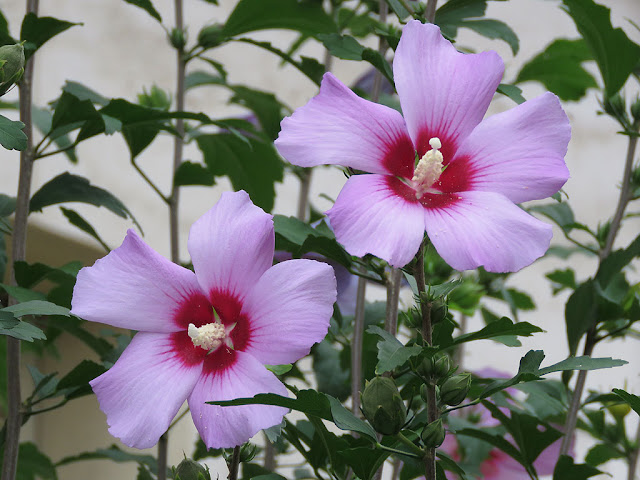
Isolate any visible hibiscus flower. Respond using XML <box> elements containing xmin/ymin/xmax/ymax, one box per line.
<box><xmin>275</xmin><ymin>21</ymin><xmax>570</xmax><ymax>272</ymax></box>
<box><xmin>71</xmin><ymin>190</ymin><xmax>337</xmax><ymax>449</ymax></box>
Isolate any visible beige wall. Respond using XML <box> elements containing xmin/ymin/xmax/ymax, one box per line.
<box><xmin>1</xmin><ymin>0</ymin><xmax>639</xmax><ymax>478</ymax></box>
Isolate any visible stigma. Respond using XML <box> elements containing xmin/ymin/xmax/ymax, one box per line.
<box><xmin>412</xmin><ymin>137</ymin><xmax>444</xmax><ymax>199</ymax></box>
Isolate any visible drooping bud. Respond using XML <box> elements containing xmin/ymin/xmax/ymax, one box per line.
<box><xmin>198</xmin><ymin>24</ymin><xmax>225</xmax><ymax>49</ymax></box>
<box><xmin>361</xmin><ymin>376</ymin><xmax>407</xmax><ymax>435</ymax></box>
<box><xmin>239</xmin><ymin>443</ymin><xmax>258</xmax><ymax>463</ymax></box>
<box><xmin>421</xmin><ymin>418</ymin><xmax>446</xmax><ymax>448</ymax></box>
<box><xmin>606</xmin><ymin>402</ymin><xmax>631</xmax><ymax>421</ymax></box>
<box><xmin>439</xmin><ymin>373</ymin><xmax>472</xmax><ymax>406</ymax></box>
<box><xmin>173</xmin><ymin>458</ymin><xmax>211</xmax><ymax>480</ymax></box>
<box><xmin>0</xmin><ymin>44</ymin><xmax>25</xmax><ymax>97</ymax></box>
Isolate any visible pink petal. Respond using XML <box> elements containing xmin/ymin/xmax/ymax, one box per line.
<box><xmin>456</xmin><ymin>92</ymin><xmax>570</xmax><ymax>203</ymax></box>
<box><xmin>71</xmin><ymin>230</ymin><xmax>200</xmax><ymax>333</ymax></box>
<box><xmin>242</xmin><ymin>259</ymin><xmax>337</xmax><ymax>364</ymax></box>
<box><xmin>275</xmin><ymin>72</ymin><xmax>416</xmax><ymax>178</ymax></box>
<box><xmin>90</xmin><ymin>333</ymin><xmax>202</xmax><ymax>449</ymax></box>
<box><xmin>327</xmin><ymin>174</ymin><xmax>427</xmax><ymax>268</ymax></box>
<box><xmin>188</xmin><ymin>351</ymin><xmax>288</xmax><ymax>448</ymax></box>
<box><xmin>188</xmin><ymin>191</ymin><xmax>274</xmax><ymax>301</ymax></box>
<box><xmin>423</xmin><ymin>191</ymin><xmax>552</xmax><ymax>272</ymax></box>
<box><xmin>394</xmin><ymin>21</ymin><xmax>504</xmax><ymax>155</ymax></box>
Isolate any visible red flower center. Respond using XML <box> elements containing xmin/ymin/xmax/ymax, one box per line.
<box><xmin>170</xmin><ymin>289</ymin><xmax>252</xmax><ymax>374</ymax></box>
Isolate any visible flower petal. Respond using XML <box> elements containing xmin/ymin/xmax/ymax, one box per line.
<box><xmin>71</xmin><ymin>230</ymin><xmax>200</xmax><ymax>332</ymax></box>
<box><xmin>188</xmin><ymin>351</ymin><xmax>288</xmax><ymax>448</ymax></box>
<box><xmin>423</xmin><ymin>191</ymin><xmax>552</xmax><ymax>272</ymax></box>
<box><xmin>275</xmin><ymin>72</ymin><xmax>416</xmax><ymax>178</ymax></box>
<box><xmin>456</xmin><ymin>92</ymin><xmax>570</xmax><ymax>203</ymax></box>
<box><xmin>242</xmin><ymin>259</ymin><xmax>336</xmax><ymax>364</ymax></box>
<box><xmin>326</xmin><ymin>174</ymin><xmax>426</xmax><ymax>268</ymax></box>
<box><xmin>90</xmin><ymin>333</ymin><xmax>202</xmax><ymax>449</ymax></box>
<box><xmin>188</xmin><ymin>190</ymin><xmax>274</xmax><ymax>301</ymax></box>
<box><xmin>394</xmin><ymin>21</ymin><xmax>504</xmax><ymax>153</ymax></box>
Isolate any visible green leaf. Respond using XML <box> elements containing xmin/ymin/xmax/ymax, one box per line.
<box><xmin>57</xmin><ymin>445</ymin><xmax>160</xmax><ymax>475</ymax></box>
<box><xmin>0</xmin><ymin>194</ymin><xmax>16</xmax><ymax>217</ymax></box>
<box><xmin>57</xmin><ymin>359</ymin><xmax>106</xmax><ymax>400</ymax></box>
<box><xmin>337</xmin><ymin>447</ymin><xmax>389</xmax><ymax>480</ymax></box>
<box><xmin>264</xmin><ymin>364</ymin><xmax>292</xmax><ymax>375</ymax></box>
<box><xmin>312</xmin><ymin>340</ymin><xmax>350</xmax><ymax>401</ymax></box>
<box><xmin>367</xmin><ymin>325</ymin><xmax>423</xmax><ymax>374</ymax></box>
<box><xmin>221</xmin><ymin>0</ymin><xmax>336</xmax><ymax>38</ymax></box>
<box><xmin>15</xmin><ymin>442</ymin><xmax>57</xmax><ymax>480</ymax></box>
<box><xmin>546</xmin><ymin>268</ymin><xmax>577</xmax><ymax>293</ymax></box>
<box><xmin>326</xmin><ymin>395</ymin><xmax>377</xmax><ymax>441</ymax></box>
<box><xmin>319</xmin><ymin>33</ymin><xmax>365</xmax><ymax>60</ymax></box>
<box><xmin>208</xmin><ymin>389</ymin><xmax>332</xmax><ymax>419</ymax></box>
<box><xmin>60</xmin><ymin>207</ymin><xmax>110</xmax><ymax>251</ymax></box>
<box><xmin>173</xmin><ymin>161</ymin><xmax>215</xmax><ymax>187</ymax></box>
<box><xmin>123</xmin><ymin>0</ymin><xmax>162</xmax><ymax>22</ymax></box>
<box><xmin>537</xmin><ymin>356</ymin><xmax>627</xmax><ymax>376</ymax></box>
<box><xmin>585</xmin><ymin>443</ymin><xmax>624</xmax><ymax>466</ymax></box>
<box><xmin>516</xmin><ymin>39</ymin><xmax>597</xmax><ymax>101</ymax></box>
<box><xmin>196</xmin><ymin>134</ymin><xmax>283</xmax><ymax>212</ymax></box>
<box><xmin>0</xmin><ymin>113</ymin><xmax>27</xmax><ymax>150</ymax></box>
<box><xmin>62</xmin><ymin>81</ymin><xmax>109</xmax><ymax>106</ymax></box>
<box><xmin>0</xmin><ymin>11</ymin><xmax>15</xmax><ymax>46</ymax></box>
<box><xmin>612</xmin><ymin>388</ymin><xmax>640</xmax><ymax>416</ymax></box>
<box><xmin>32</xmin><ymin>107</ymin><xmax>78</xmax><ymax>163</ymax></box>
<box><xmin>3</xmin><ymin>300</ymin><xmax>70</xmax><ymax>317</ymax></box>
<box><xmin>0</xmin><ymin>312</ymin><xmax>46</xmax><ymax>341</ymax></box>
<box><xmin>562</xmin><ymin>0</ymin><xmax>640</xmax><ymax>96</ymax></box>
<box><xmin>0</xmin><ymin>284</ymin><xmax>46</xmax><ymax>303</ymax></box>
<box><xmin>459</xmin><ymin>19</ymin><xmax>519</xmax><ymax>55</ymax></box>
<box><xmin>48</xmin><ymin>91</ymin><xmax>106</xmax><ymax>143</ymax></box>
<box><xmin>530</xmin><ymin>202</ymin><xmax>575</xmax><ymax>234</ymax></box>
<box><xmin>553</xmin><ymin>455</ymin><xmax>601</xmax><ymax>479</ymax></box>
<box><xmin>596</xmin><ymin>234</ymin><xmax>640</xmax><ymax>289</ymax></box>
<box><xmin>20</xmin><ymin>13</ymin><xmax>80</xmax><ymax>59</ymax></box>
<box><xmin>452</xmin><ymin>317</ymin><xmax>542</xmax><ymax>346</ymax></box>
<box><xmin>565</xmin><ymin>281</ymin><xmax>597</xmax><ymax>355</ymax></box>
<box><xmin>184</xmin><ymin>71</ymin><xmax>225</xmax><ymax>91</ymax></box>
<box><xmin>13</xmin><ymin>260</ymin><xmax>81</xmax><ymax>289</ymax></box>
<box><xmin>30</xmin><ymin>172</ymin><xmax>141</xmax><ymax>230</ymax></box>
<box><xmin>496</xmin><ymin>83</ymin><xmax>525</xmax><ymax>104</ymax></box>
<box><xmin>229</xmin><ymin>86</ymin><xmax>285</xmax><ymax>140</ymax></box>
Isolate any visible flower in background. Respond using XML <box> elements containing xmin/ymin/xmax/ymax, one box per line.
<box><xmin>276</xmin><ymin>21</ymin><xmax>570</xmax><ymax>272</ymax></box>
<box><xmin>71</xmin><ymin>191</ymin><xmax>337</xmax><ymax>449</ymax></box>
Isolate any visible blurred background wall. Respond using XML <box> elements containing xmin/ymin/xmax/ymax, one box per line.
<box><xmin>1</xmin><ymin>0</ymin><xmax>639</xmax><ymax>478</ymax></box>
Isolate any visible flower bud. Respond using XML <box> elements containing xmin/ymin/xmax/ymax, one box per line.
<box><xmin>0</xmin><ymin>44</ymin><xmax>25</xmax><ymax>97</ymax></box>
<box><xmin>421</xmin><ymin>418</ymin><xmax>445</xmax><ymax>448</ymax></box>
<box><xmin>198</xmin><ymin>24</ymin><xmax>225</xmax><ymax>49</ymax></box>
<box><xmin>169</xmin><ymin>27</ymin><xmax>187</xmax><ymax>50</ymax></box>
<box><xmin>631</xmin><ymin>96</ymin><xmax>640</xmax><ymax>125</ymax></box>
<box><xmin>439</xmin><ymin>373</ymin><xmax>471</xmax><ymax>406</ymax></box>
<box><xmin>603</xmin><ymin>93</ymin><xmax>629</xmax><ymax>126</ymax></box>
<box><xmin>173</xmin><ymin>458</ymin><xmax>211</xmax><ymax>480</ymax></box>
<box><xmin>239</xmin><ymin>442</ymin><xmax>258</xmax><ymax>463</ymax></box>
<box><xmin>430</xmin><ymin>298</ymin><xmax>448</xmax><ymax>324</ymax></box>
<box><xmin>417</xmin><ymin>353</ymin><xmax>450</xmax><ymax>382</ymax></box>
<box><xmin>137</xmin><ymin>85</ymin><xmax>171</xmax><ymax>111</ymax></box>
<box><xmin>361</xmin><ymin>376</ymin><xmax>407</xmax><ymax>436</ymax></box>
<box><xmin>606</xmin><ymin>402</ymin><xmax>631</xmax><ymax>421</ymax></box>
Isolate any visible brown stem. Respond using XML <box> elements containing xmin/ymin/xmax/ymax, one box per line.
<box><xmin>371</xmin><ymin>1</ymin><xmax>388</xmax><ymax>104</ymax></box>
<box><xmin>2</xmin><ymin>3</ymin><xmax>38</xmax><ymax>480</ymax></box>
<box><xmin>560</xmin><ymin>131</ymin><xmax>638</xmax><ymax>457</ymax></box>
<box><xmin>296</xmin><ymin>169</ymin><xmax>312</xmax><ymax>221</ymax></box>
<box><xmin>351</xmin><ymin>274</ymin><xmax>367</xmax><ymax>415</ymax></box>
<box><xmin>425</xmin><ymin>0</ymin><xmax>438</xmax><ymax>23</ymax></box>
<box><xmin>263</xmin><ymin>435</ymin><xmax>276</xmax><ymax>471</ymax></box>
<box><xmin>228</xmin><ymin>445</ymin><xmax>241</xmax><ymax>480</ymax></box>
<box><xmin>385</xmin><ymin>268</ymin><xmax>402</xmax><ymax>336</ymax></box>
<box><xmin>628</xmin><ymin>420</ymin><xmax>640</xmax><ymax>480</ymax></box>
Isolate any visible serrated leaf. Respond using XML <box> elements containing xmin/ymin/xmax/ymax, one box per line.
<box><xmin>565</xmin><ymin>281</ymin><xmax>597</xmax><ymax>355</ymax></box>
<box><xmin>337</xmin><ymin>447</ymin><xmax>389</xmax><ymax>480</ymax></box>
<box><xmin>516</xmin><ymin>38</ymin><xmax>597</xmax><ymax>101</ymax></box>
<box><xmin>57</xmin><ymin>359</ymin><xmax>106</xmax><ymax>400</ymax></box>
<box><xmin>0</xmin><ymin>284</ymin><xmax>46</xmax><ymax>303</ymax></box>
<box><xmin>173</xmin><ymin>161</ymin><xmax>215</xmax><ymax>187</ymax></box>
<box><xmin>596</xmin><ymin>234</ymin><xmax>640</xmax><ymax>289</ymax></box>
<box><xmin>15</xmin><ymin>442</ymin><xmax>57</xmax><ymax>480</ymax></box>
<box><xmin>123</xmin><ymin>0</ymin><xmax>162</xmax><ymax>22</ymax></box>
<box><xmin>585</xmin><ymin>443</ymin><xmax>624</xmax><ymax>466</ymax></box>
<box><xmin>62</xmin><ymin>81</ymin><xmax>109</xmax><ymax>106</ymax></box>
<box><xmin>459</xmin><ymin>19</ymin><xmax>519</xmax><ymax>55</ymax></box>
<box><xmin>184</xmin><ymin>71</ymin><xmax>225</xmax><ymax>91</ymax></box>
<box><xmin>30</xmin><ymin>172</ymin><xmax>141</xmax><ymax>230</ymax></box>
<box><xmin>3</xmin><ymin>300</ymin><xmax>70</xmax><ymax>317</ymax></box>
<box><xmin>196</xmin><ymin>134</ymin><xmax>283</xmax><ymax>211</ymax></box>
<box><xmin>562</xmin><ymin>0</ymin><xmax>640</xmax><ymax>96</ymax></box>
<box><xmin>553</xmin><ymin>455</ymin><xmax>601</xmax><ymax>479</ymax></box>
<box><xmin>221</xmin><ymin>0</ymin><xmax>336</xmax><ymax>38</ymax></box>
<box><xmin>530</xmin><ymin>202</ymin><xmax>575</xmax><ymax>233</ymax></box>
<box><xmin>452</xmin><ymin>317</ymin><xmax>542</xmax><ymax>346</ymax></box>
<box><xmin>20</xmin><ymin>13</ymin><xmax>80</xmax><ymax>59</ymax></box>
<box><xmin>496</xmin><ymin>83</ymin><xmax>525</xmax><ymax>104</ymax></box>
<box><xmin>367</xmin><ymin>325</ymin><xmax>423</xmax><ymax>374</ymax></box>
<box><xmin>0</xmin><ymin>113</ymin><xmax>27</xmax><ymax>150</ymax></box>
<box><xmin>0</xmin><ymin>312</ymin><xmax>46</xmax><ymax>341</ymax></box>
<box><xmin>264</xmin><ymin>364</ymin><xmax>292</xmax><ymax>375</ymax></box>
<box><xmin>537</xmin><ymin>356</ymin><xmax>627</xmax><ymax>375</ymax></box>
<box><xmin>32</xmin><ymin>107</ymin><xmax>77</xmax><ymax>163</ymax></box>
<box><xmin>60</xmin><ymin>207</ymin><xmax>110</xmax><ymax>251</ymax></box>
<box><xmin>49</xmin><ymin>91</ymin><xmax>106</xmax><ymax>142</ymax></box>
<box><xmin>319</xmin><ymin>33</ymin><xmax>365</xmax><ymax>60</ymax></box>
<box><xmin>57</xmin><ymin>445</ymin><xmax>160</xmax><ymax>475</ymax></box>
<box><xmin>327</xmin><ymin>396</ymin><xmax>377</xmax><ymax>441</ymax></box>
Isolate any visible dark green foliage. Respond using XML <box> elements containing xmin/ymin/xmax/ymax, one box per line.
<box><xmin>0</xmin><ymin>114</ymin><xmax>26</xmax><ymax>150</ymax></box>
<box><xmin>20</xmin><ymin>13</ymin><xmax>79</xmax><ymax>59</ymax></box>
<box><xmin>123</xmin><ymin>0</ymin><xmax>162</xmax><ymax>22</ymax></box>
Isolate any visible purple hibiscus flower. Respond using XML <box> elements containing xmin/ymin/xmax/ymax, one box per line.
<box><xmin>275</xmin><ymin>21</ymin><xmax>570</xmax><ymax>272</ymax></box>
<box><xmin>71</xmin><ymin>190</ymin><xmax>337</xmax><ymax>449</ymax></box>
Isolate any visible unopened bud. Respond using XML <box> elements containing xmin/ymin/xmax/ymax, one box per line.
<box><xmin>0</xmin><ymin>44</ymin><xmax>25</xmax><ymax>97</ymax></box>
<box><xmin>631</xmin><ymin>96</ymin><xmax>640</xmax><ymax>125</ymax></box>
<box><xmin>138</xmin><ymin>85</ymin><xmax>171</xmax><ymax>111</ymax></box>
<box><xmin>173</xmin><ymin>458</ymin><xmax>211</xmax><ymax>480</ymax></box>
<box><xmin>169</xmin><ymin>27</ymin><xmax>187</xmax><ymax>50</ymax></box>
<box><xmin>421</xmin><ymin>418</ymin><xmax>446</xmax><ymax>448</ymax></box>
<box><xmin>198</xmin><ymin>24</ymin><xmax>224</xmax><ymax>49</ymax></box>
<box><xmin>361</xmin><ymin>376</ymin><xmax>407</xmax><ymax>436</ymax></box>
<box><xmin>433</xmin><ymin>355</ymin><xmax>451</xmax><ymax>380</ymax></box>
<box><xmin>430</xmin><ymin>298</ymin><xmax>448</xmax><ymax>324</ymax></box>
<box><xmin>239</xmin><ymin>442</ymin><xmax>258</xmax><ymax>463</ymax></box>
<box><xmin>606</xmin><ymin>402</ymin><xmax>631</xmax><ymax>421</ymax></box>
<box><xmin>440</xmin><ymin>373</ymin><xmax>471</xmax><ymax>406</ymax></box>
<box><xmin>603</xmin><ymin>94</ymin><xmax>629</xmax><ymax>126</ymax></box>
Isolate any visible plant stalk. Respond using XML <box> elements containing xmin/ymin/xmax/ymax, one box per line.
<box><xmin>425</xmin><ymin>0</ymin><xmax>438</xmax><ymax>23</ymax></box>
<box><xmin>628</xmin><ymin>420</ymin><xmax>640</xmax><ymax>480</ymax></box>
<box><xmin>560</xmin><ymin>131</ymin><xmax>638</xmax><ymax>457</ymax></box>
<box><xmin>228</xmin><ymin>445</ymin><xmax>241</xmax><ymax>480</ymax></box>
<box><xmin>351</xmin><ymin>273</ymin><xmax>367</xmax><ymax>415</ymax></box>
<box><xmin>2</xmin><ymin>2</ymin><xmax>38</xmax><ymax>480</ymax></box>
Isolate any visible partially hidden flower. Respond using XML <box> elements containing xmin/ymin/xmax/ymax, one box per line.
<box><xmin>71</xmin><ymin>190</ymin><xmax>337</xmax><ymax>449</ymax></box>
<box><xmin>275</xmin><ymin>21</ymin><xmax>570</xmax><ymax>272</ymax></box>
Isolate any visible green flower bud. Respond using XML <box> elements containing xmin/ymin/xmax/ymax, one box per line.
<box><xmin>198</xmin><ymin>24</ymin><xmax>225</xmax><ymax>49</ymax></box>
<box><xmin>361</xmin><ymin>376</ymin><xmax>407</xmax><ymax>436</ymax></box>
<box><xmin>239</xmin><ymin>442</ymin><xmax>258</xmax><ymax>463</ymax></box>
<box><xmin>420</xmin><ymin>383</ymin><xmax>430</xmax><ymax>403</ymax></box>
<box><xmin>173</xmin><ymin>458</ymin><xmax>211</xmax><ymax>480</ymax></box>
<box><xmin>0</xmin><ymin>44</ymin><xmax>25</xmax><ymax>97</ymax></box>
<box><xmin>137</xmin><ymin>85</ymin><xmax>171</xmax><ymax>111</ymax></box>
<box><xmin>421</xmin><ymin>418</ymin><xmax>445</xmax><ymax>448</ymax></box>
<box><xmin>439</xmin><ymin>373</ymin><xmax>471</xmax><ymax>406</ymax></box>
<box><xmin>430</xmin><ymin>298</ymin><xmax>448</xmax><ymax>324</ymax></box>
<box><xmin>169</xmin><ymin>27</ymin><xmax>187</xmax><ymax>50</ymax></box>
<box><xmin>631</xmin><ymin>96</ymin><xmax>640</xmax><ymax>125</ymax></box>
<box><xmin>433</xmin><ymin>354</ymin><xmax>451</xmax><ymax>380</ymax></box>
<box><xmin>603</xmin><ymin>93</ymin><xmax>629</xmax><ymax>126</ymax></box>
<box><xmin>606</xmin><ymin>402</ymin><xmax>631</xmax><ymax>421</ymax></box>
